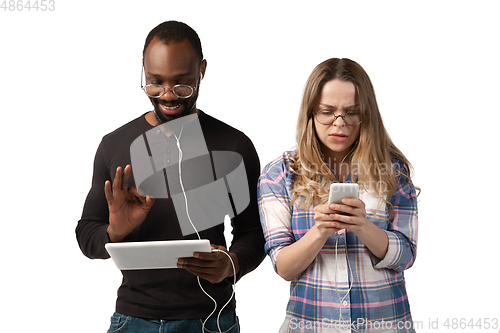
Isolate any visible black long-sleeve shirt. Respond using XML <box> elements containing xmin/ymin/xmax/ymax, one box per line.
<box><xmin>76</xmin><ymin>111</ymin><xmax>265</xmax><ymax>320</ymax></box>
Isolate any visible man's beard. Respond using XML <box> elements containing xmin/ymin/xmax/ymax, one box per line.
<box><xmin>151</xmin><ymin>88</ymin><xmax>200</xmax><ymax>125</ymax></box>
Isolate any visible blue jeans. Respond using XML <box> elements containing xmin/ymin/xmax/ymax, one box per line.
<box><xmin>107</xmin><ymin>311</ymin><xmax>240</xmax><ymax>333</ymax></box>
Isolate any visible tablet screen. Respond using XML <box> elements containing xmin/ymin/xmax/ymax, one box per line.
<box><xmin>105</xmin><ymin>239</ymin><xmax>211</xmax><ymax>270</ymax></box>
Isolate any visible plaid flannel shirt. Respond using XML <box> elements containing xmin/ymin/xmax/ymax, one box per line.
<box><xmin>258</xmin><ymin>151</ymin><xmax>418</xmax><ymax>333</ymax></box>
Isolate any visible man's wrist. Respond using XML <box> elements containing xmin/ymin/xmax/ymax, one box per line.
<box><xmin>227</xmin><ymin>252</ymin><xmax>240</xmax><ymax>278</ymax></box>
<box><xmin>107</xmin><ymin>225</ymin><xmax>126</xmax><ymax>243</ymax></box>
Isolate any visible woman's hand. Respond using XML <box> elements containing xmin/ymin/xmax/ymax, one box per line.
<box><xmin>274</xmin><ymin>203</ymin><xmax>342</xmax><ymax>281</ymax></box>
<box><xmin>330</xmin><ymin>198</ymin><xmax>389</xmax><ymax>260</ymax></box>
<box><xmin>313</xmin><ymin>202</ymin><xmax>342</xmax><ymax>237</ymax></box>
<box><xmin>328</xmin><ymin>198</ymin><xmax>368</xmax><ymax>233</ymax></box>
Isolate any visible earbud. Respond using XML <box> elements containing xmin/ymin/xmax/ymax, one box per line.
<box><xmin>200</xmin><ymin>72</ymin><xmax>204</xmax><ymax>80</ymax></box>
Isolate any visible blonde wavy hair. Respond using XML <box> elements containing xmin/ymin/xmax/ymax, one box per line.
<box><xmin>290</xmin><ymin>58</ymin><xmax>417</xmax><ymax>211</ymax></box>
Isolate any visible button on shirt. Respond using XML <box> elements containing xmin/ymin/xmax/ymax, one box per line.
<box><xmin>257</xmin><ymin>150</ymin><xmax>418</xmax><ymax>333</ymax></box>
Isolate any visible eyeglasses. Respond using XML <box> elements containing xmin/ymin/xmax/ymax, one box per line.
<box><xmin>140</xmin><ymin>65</ymin><xmax>197</xmax><ymax>99</ymax></box>
<box><xmin>142</xmin><ymin>84</ymin><xmax>195</xmax><ymax>98</ymax></box>
<box><xmin>313</xmin><ymin>109</ymin><xmax>362</xmax><ymax>126</ymax></box>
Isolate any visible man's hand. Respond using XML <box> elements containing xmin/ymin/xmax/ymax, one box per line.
<box><xmin>177</xmin><ymin>245</ymin><xmax>239</xmax><ymax>284</ymax></box>
<box><xmin>105</xmin><ymin>165</ymin><xmax>155</xmax><ymax>243</ymax></box>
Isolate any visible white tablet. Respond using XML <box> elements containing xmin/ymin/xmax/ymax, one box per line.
<box><xmin>105</xmin><ymin>239</ymin><xmax>211</xmax><ymax>270</ymax></box>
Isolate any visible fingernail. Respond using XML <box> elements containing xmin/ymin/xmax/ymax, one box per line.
<box><xmin>177</xmin><ymin>259</ymin><xmax>183</xmax><ymax>264</ymax></box>
<box><xmin>193</xmin><ymin>253</ymin><xmax>199</xmax><ymax>258</ymax></box>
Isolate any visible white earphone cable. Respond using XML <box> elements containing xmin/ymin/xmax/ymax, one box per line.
<box><xmin>334</xmin><ymin>230</ymin><xmax>359</xmax><ymax>333</ymax></box>
<box><xmin>173</xmin><ymin>127</ymin><xmax>236</xmax><ymax>333</ymax></box>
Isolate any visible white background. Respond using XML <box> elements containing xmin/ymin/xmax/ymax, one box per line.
<box><xmin>1</xmin><ymin>1</ymin><xmax>499</xmax><ymax>332</ymax></box>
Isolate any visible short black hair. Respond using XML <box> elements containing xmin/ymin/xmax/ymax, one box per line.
<box><xmin>143</xmin><ymin>21</ymin><xmax>203</xmax><ymax>62</ymax></box>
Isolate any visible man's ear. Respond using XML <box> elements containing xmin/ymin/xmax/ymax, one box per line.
<box><xmin>200</xmin><ymin>59</ymin><xmax>207</xmax><ymax>80</ymax></box>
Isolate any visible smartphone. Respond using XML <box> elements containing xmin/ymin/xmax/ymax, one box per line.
<box><xmin>328</xmin><ymin>183</ymin><xmax>359</xmax><ymax>204</ymax></box>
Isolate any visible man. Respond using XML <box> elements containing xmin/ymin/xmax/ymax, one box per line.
<box><xmin>76</xmin><ymin>21</ymin><xmax>265</xmax><ymax>332</ymax></box>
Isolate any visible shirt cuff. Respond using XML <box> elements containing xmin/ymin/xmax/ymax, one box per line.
<box><xmin>372</xmin><ymin>230</ymin><xmax>403</xmax><ymax>271</ymax></box>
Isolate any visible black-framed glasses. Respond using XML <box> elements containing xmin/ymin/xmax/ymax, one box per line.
<box><xmin>140</xmin><ymin>65</ymin><xmax>197</xmax><ymax>99</ymax></box>
<box><xmin>313</xmin><ymin>109</ymin><xmax>362</xmax><ymax>126</ymax></box>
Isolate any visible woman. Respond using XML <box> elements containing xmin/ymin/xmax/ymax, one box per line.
<box><xmin>258</xmin><ymin>58</ymin><xmax>418</xmax><ymax>333</ymax></box>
